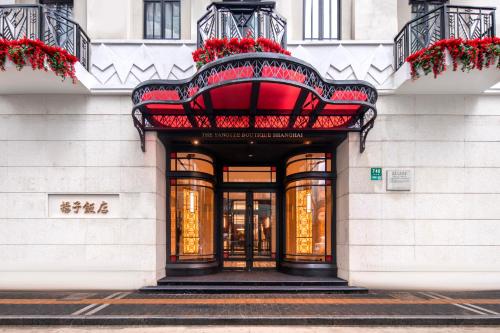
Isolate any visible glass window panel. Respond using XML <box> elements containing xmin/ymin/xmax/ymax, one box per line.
<box><xmin>285</xmin><ymin>180</ymin><xmax>331</xmax><ymax>262</ymax></box>
<box><xmin>145</xmin><ymin>0</ymin><xmax>180</xmax><ymax>39</ymax></box>
<box><xmin>164</xmin><ymin>2</ymin><xmax>173</xmax><ymax>39</ymax></box>
<box><xmin>312</xmin><ymin>0</ymin><xmax>319</xmax><ymax>39</ymax></box>
<box><xmin>223</xmin><ymin>166</ymin><xmax>276</xmax><ymax>183</ymax></box>
<box><xmin>170</xmin><ymin>180</ymin><xmax>214</xmax><ymax>261</ymax></box>
<box><xmin>304</xmin><ymin>0</ymin><xmax>312</xmax><ymax>39</ymax></box>
<box><xmin>253</xmin><ymin>193</ymin><xmax>276</xmax><ymax>259</ymax></box>
<box><xmin>172</xmin><ymin>2</ymin><xmax>180</xmax><ymax>39</ymax></box>
<box><xmin>330</xmin><ymin>0</ymin><xmax>339</xmax><ymax>39</ymax></box>
<box><xmin>303</xmin><ymin>0</ymin><xmax>339</xmax><ymax>40</ymax></box>
<box><xmin>145</xmin><ymin>2</ymin><xmax>155</xmax><ymax>39</ymax></box>
<box><xmin>153</xmin><ymin>2</ymin><xmax>162</xmax><ymax>38</ymax></box>
<box><xmin>323</xmin><ymin>0</ymin><xmax>331</xmax><ymax>39</ymax></box>
<box><xmin>171</xmin><ymin>153</ymin><xmax>214</xmax><ymax>175</ymax></box>
<box><xmin>286</xmin><ymin>153</ymin><xmax>331</xmax><ymax>175</ymax></box>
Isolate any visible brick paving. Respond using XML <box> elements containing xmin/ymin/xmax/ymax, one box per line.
<box><xmin>0</xmin><ymin>290</ymin><xmax>499</xmax><ymax>325</ymax></box>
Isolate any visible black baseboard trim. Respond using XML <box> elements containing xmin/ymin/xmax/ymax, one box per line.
<box><xmin>1</xmin><ymin>315</ymin><xmax>499</xmax><ymax>326</ymax></box>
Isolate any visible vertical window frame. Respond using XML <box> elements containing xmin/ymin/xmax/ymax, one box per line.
<box><xmin>144</xmin><ymin>0</ymin><xmax>181</xmax><ymax>40</ymax></box>
<box><xmin>303</xmin><ymin>0</ymin><xmax>341</xmax><ymax>41</ymax></box>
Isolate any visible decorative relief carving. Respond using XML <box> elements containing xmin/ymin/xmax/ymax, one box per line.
<box><xmin>89</xmin><ymin>42</ymin><xmax>394</xmax><ymax>90</ymax></box>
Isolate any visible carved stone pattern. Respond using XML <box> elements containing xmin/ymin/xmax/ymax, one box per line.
<box><xmin>90</xmin><ymin>42</ymin><xmax>394</xmax><ymax>90</ymax></box>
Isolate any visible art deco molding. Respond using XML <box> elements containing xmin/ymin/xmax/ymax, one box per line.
<box><xmin>89</xmin><ymin>41</ymin><xmax>394</xmax><ymax>91</ymax></box>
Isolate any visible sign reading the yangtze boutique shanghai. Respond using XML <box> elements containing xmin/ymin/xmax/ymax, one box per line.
<box><xmin>386</xmin><ymin>169</ymin><xmax>412</xmax><ymax>191</ymax></box>
<box><xmin>48</xmin><ymin>194</ymin><xmax>119</xmax><ymax>218</ymax></box>
<box><xmin>371</xmin><ymin>168</ymin><xmax>382</xmax><ymax>181</ymax></box>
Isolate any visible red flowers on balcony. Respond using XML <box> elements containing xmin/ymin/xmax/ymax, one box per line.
<box><xmin>0</xmin><ymin>38</ymin><xmax>78</xmax><ymax>81</ymax></box>
<box><xmin>192</xmin><ymin>37</ymin><xmax>291</xmax><ymax>69</ymax></box>
<box><xmin>406</xmin><ymin>37</ymin><xmax>500</xmax><ymax>79</ymax></box>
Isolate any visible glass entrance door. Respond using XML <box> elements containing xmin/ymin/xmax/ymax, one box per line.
<box><xmin>223</xmin><ymin>191</ymin><xmax>276</xmax><ymax>270</ymax></box>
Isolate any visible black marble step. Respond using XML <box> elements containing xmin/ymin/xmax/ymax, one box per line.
<box><xmin>139</xmin><ymin>284</ymin><xmax>368</xmax><ymax>293</ymax></box>
<box><xmin>157</xmin><ymin>278</ymin><xmax>348</xmax><ymax>286</ymax></box>
<box><xmin>156</xmin><ymin>271</ymin><xmax>349</xmax><ymax>287</ymax></box>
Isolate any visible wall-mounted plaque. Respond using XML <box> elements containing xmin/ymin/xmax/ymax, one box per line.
<box><xmin>386</xmin><ymin>169</ymin><xmax>412</xmax><ymax>191</ymax></box>
<box><xmin>371</xmin><ymin>168</ymin><xmax>382</xmax><ymax>181</ymax></box>
<box><xmin>48</xmin><ymin>194</ymin><xmax>119</xmax><ymax>218</ymax></box>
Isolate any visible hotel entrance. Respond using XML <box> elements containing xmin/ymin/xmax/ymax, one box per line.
<box><xmin>163</xmin><ymin>138</ymin><xmax>341</xmax><ymax>277</ymax></box>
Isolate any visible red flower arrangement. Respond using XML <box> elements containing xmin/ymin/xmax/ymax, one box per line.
<box><xmin>406</xmin><ymin>37</ymin><xmax>500</xmax><ymax>79</ymax></box>
<box><xmin>0</xmin><ymin>38</ymin><xmax>78</xmax><ymax>81</ymax></box>
<box><xmin>192</xmin><ymin>37</ymin><xmax>291</xmax><ymax>69</ymax></box>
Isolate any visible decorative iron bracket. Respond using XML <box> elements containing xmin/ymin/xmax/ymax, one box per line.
<box><xmin>359</xmin><ymin>107</ymin><xmax>377</xmax><ymax>153</ymax></box>
<box><xmin>132</xmin><ymin>108</ymin><xmax>146</xmax><ymax>152</ymax></box>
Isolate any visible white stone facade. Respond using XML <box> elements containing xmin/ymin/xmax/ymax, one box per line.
<box><xmin>0</xmin><ymin>0</ymin><xmax>499</xmax><ymax>290</ymax></box>
<box><xmin>336</xmin><ymin>95</ymin><xmax>500</xmax><ymax>290</ymax></box>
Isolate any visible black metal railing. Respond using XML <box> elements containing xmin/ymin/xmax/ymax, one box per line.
<box><xmin>197</xmin><ymin>1</ymin><xmax>287</xmax><ymax>48</ymax></box>
<box><xmin>395</xmin><ymin>5</ymin><xmax>496</xmax><ymax>71</ymax></box>
<box><xmin>0</xmin><ymin>4</ymin><xmax>90</xmax><ymax>70</ymax></box>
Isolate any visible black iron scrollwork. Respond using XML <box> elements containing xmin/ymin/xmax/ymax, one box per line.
<box><xmin>394</xmin><ymin>5</ymin><xmax>496</xmax><ymax>71</ymax></box>
<box><xmin>0</xmin><ymin>4</ymin><xmax>90</xmax><ymax>70</ymax></box>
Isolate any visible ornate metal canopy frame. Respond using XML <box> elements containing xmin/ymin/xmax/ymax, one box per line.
<box><xmin>131</xmin><ymin>53</ymin><xmax>378</xmax><ymax>153</ymax></box>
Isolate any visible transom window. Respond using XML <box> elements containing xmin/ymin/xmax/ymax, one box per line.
<box><xmin>170</xmin><ymin>153</ymin><xmax>214</xmax><ymax>175</ymax></box>
<box><xmin>144</xmin><ymin>0</ymin><xmax>180</xmax><ymax>39</ymax></box>
<box><xmin>303</xmin><ymin>0</ymin><xmax>340</xmax><ymax>40</ymax></box>
<box><xmin>223</xmin><ymin>166</ymin><xmax>277</xmax><ymax>183</ymax></box>
<box><xmin>286</xmin><ymin>153</ymin><xmax>332</xmax><ymax>176</ymax></box>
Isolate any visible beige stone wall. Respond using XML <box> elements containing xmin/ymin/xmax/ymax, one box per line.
<box><xmin>337</xmin><ymin>95</ymin><xmax>500</xmax><ymax>290</ymax></box>
<box><xmin>0</xmin><ymin>95</ymin><xmax>166</xmax><ymax>289</ymax></box>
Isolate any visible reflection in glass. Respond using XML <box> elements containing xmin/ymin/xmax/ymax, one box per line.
<box><xmin>170</xmin><ymin>152</ymin><xmax>214</xmax><ymax>175</ymax></box>
<box><xmin>253</xmin><ymin>193</ymin><xmax>276</xmax><ymax>259</ymax></box>
<box><xmin>223</xmin><ymin>166</ymin><xmax>276</xmax><ymax>183</ymax></box>
<box><xmin>170</xmin><ymin>179</ymin><xmax>214</xmax><ymax>261</ymax></box>
<box><xmin>286</xmin><ymin>179</ymin><xmax>331</xmax><ymax>262</ymax></box>
<box><xmin>286</xmin><ymin>153</ymin><xmax>331</xmax><ymax>175</ymax></box>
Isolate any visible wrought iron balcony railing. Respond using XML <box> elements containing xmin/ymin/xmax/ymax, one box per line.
<box><xmin>197</xmin><ymin>1</ymin><xmax>287</xmax><ymax>48</ymax></box>
<box><xmin>394</xmin><ymin>5</ymin><xmax>496</xmax><ymax>71</ymax></box>
<box><xmin>0</xmin><ymin>4</ymin><xmax>90</xmax><ymax>70</ymax></box>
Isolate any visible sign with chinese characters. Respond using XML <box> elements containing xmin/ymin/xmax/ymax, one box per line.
<box><xmin>386</xmin><ymin>169</ymin><xmax>412</xmax><ymax>191</ymax></box>
<box><xmin>48</xmin><ymin>194</ymin><xmax>119</xmax><ymax>218</ymax></box>
<box><xmin>371</xmin><ymin>168</ymin><xmax>382</xmax><ymax>181</ymax></box>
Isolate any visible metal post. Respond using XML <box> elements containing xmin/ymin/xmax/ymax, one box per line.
<box><xmin>441</xmin><ymin>5</ymin><xmax>449</xmax><ymax>40</ymax></box>
<box><xmin>491</xmin><ymin>10</ymin><xmax>496</xmax><ymax>37</ymax></box>
<box><xmin>404</xmin><ymin>25</ymin><xmax>409</xmax><ymax>63</ymax></box>
<box><xmin>38</xmin><ymin>5</ymin><xmax>44</xmax><ymax>42</ymax></box>
<box><xmin>75</xmin><ymin>26</ymin><xmax>81</xmax><ymax>63</ymax></box>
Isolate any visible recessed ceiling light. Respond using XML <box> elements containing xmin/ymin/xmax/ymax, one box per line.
<box><xmin>192</xmin><ymin>140</ymin><xmax>200</xmax><ymax>145</ymax></box>
<box><xmin>304</xmin><ymin>140</ymin><xmax>312</xmax><ymax>145</ymax></box>
<box><xmin>248</xmin><ymin>154</ymin><xmax>254</xmax><ymax>158</ymax></box>
<box><xmin>249</xmin><ymin>141</ymin><xmax>255</xmax><ymax>145</ymax></box>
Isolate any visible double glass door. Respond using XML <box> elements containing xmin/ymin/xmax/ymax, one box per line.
<box><xmin>223</xmin><ymin>191</ymin><xmax>276</xmax><ymax>270</ymax></box>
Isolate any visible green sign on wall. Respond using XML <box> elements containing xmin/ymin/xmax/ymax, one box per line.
<box><xmin>371</xmin><ymin>168</ymin><xmax>382</xmax><ymax>181</ymax></box>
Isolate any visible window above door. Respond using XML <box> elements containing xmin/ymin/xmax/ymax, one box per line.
<box><xmin>144</xmin><ymin>0</ymin><xmax>180</xmax><ymax>39</ymax></box>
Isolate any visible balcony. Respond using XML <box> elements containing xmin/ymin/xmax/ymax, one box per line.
<box><xmin>0</xmin><ymin>4</ymin><xmax>92</xmax><ymax>93</ymax></box>
<box><xmin>393</xmin><ymin>5</ymin><xmax>499</xmax><ymax>94</ymax></box>
<box><xmin>197</xmin><ymin>1</ymin><xmax>287</xmax><ymax>48</ymax></box>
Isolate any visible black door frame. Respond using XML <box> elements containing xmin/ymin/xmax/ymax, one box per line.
<box><xmin>220</xmin><ymin>188</ymin><xmax>278</xmax><ymax>271</ymax></box>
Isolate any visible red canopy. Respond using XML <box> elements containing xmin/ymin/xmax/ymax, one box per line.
<box><xmin>132</xmin><ymin>53</ymin><xmax>377</xmax><ymax>152</ymax></box>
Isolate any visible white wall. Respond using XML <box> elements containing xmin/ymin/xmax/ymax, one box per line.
<box><xmin>0</xmin><ymin>95</ymin><xmax>166</xmax><ymax>290</ymax></box>
<box><xmin>336</xmin><ymin>95</ymin><xmax>500</xmax><ymax>290</ymax></box>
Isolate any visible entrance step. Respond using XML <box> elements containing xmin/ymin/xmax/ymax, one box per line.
<box><xmin>156</xmin><ymin>277</ymin><xmax>349</xmax><ymax>287</ymax></box>
<box><xmin>140</xmin><ymin>271</ymin><xmax>367</xmax><ymax>293</ymax></box>
<box><xmin>139</xmin><ymin>284</ymin><xmax>368</xmax><ymax>293</ymax></box>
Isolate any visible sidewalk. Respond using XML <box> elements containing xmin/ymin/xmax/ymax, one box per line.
<box><xmin>0</xmin><ymin>290</ymin><xmax>499</xmax><ymax>326</ymax></box>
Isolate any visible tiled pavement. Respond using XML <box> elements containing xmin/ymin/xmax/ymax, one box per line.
<box><xmin>0</xmin><ymin>290</ymin><xmax>499</xmax><ymax>326</ymax></box>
